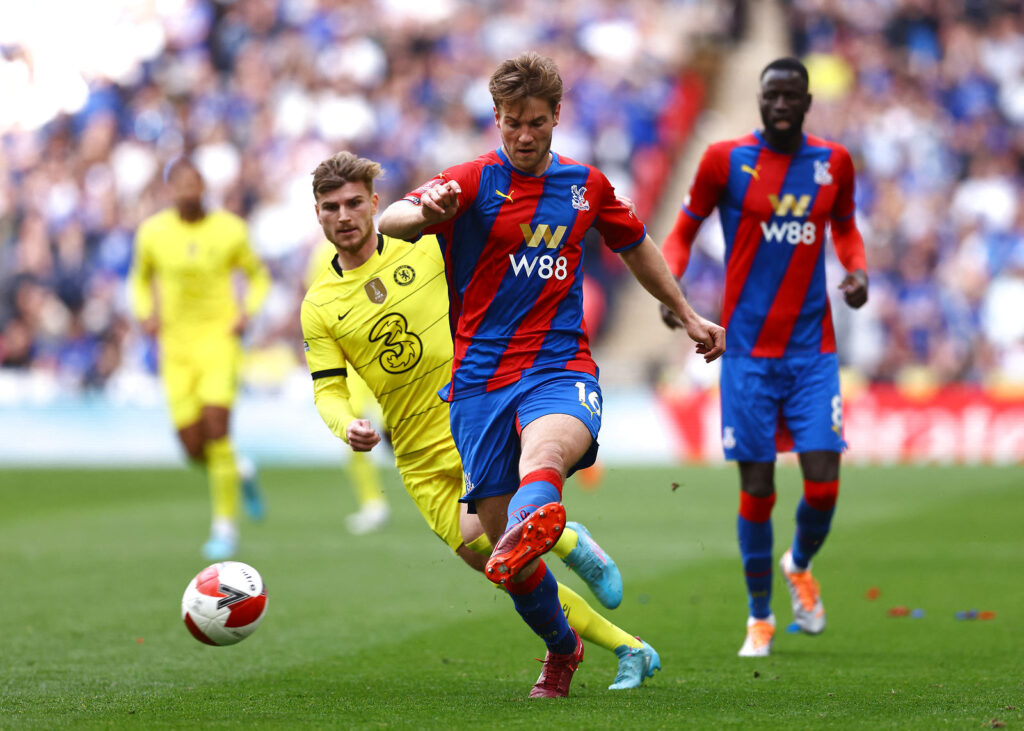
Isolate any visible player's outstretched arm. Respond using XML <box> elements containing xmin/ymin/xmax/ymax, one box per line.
<box><xmin>619</xmin><ymin>236</ymin><xmax>725</xmax><ymax>362</ymax></box>
<box><xmin>378</xmin><ymin>180</ymin><xmax>462</xmax><ymax>240</ymax></box>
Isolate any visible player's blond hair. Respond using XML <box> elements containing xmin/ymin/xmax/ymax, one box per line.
<box><xmin>311</xmin><ymin>152</ymin><xmax>382</xmax><ymax>199</ymax></box>
<box><xmin>488</xmin><ymin>52</ymin><xmax>563</xmax><ymax>113</ymax></box>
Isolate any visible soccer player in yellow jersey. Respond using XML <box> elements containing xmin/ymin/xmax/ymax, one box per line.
<box><xmin>129</xmin><ymin>157</ymin><xmax>271</xmax><ymax>560</ymax></box>
<box><xmin>300</xmin><ymin>151</ymin><xmax>660</xmax><ymax>690</ymax></box>
<box><xmin>305</xmin><ymin>241</ymin><xmax>391</xmax><ymax>534</ymax></box>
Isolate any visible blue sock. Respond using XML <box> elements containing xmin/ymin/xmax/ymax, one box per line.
<box><xmin>507</xmin><ymin>562</ymin><xmax>576</xmax><ymax>654</ymax></box>
<box><xmin>738</xmin><ymin>492</ymin><xmax>775</xmax><ymax>619</ymax></box>
<box><xmin>505</xmin><ymin>468</ymin><xmax>562</xmax><ymax>532</ymax></box>
<box><xmin>738</xmin><ymin>515</ymin><xmax>773</xmax><ymax>620</ymax></box>
<box><xmin>792</xmin><ymin>498</ymin><xmax>835</xmax><ymax>569</ymax></box>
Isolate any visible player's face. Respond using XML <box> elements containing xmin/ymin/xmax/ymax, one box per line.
<box><xmin>315</xmin><ymin>182</ymin><xmax>379</xmax><ymax>256</ymax></box>
<box><xmin>495</xmin><ymin>97</ymin><xmax>560</xmax><ymax>176</ymax></box>
<box><xmin>170</xmin><ymin>166</ymin><xmax>205</xmax><ymax>219</ymax></box>
<box><xmin>757</xmin><ymin>70</ymin><xmax>811</xmax><ymax>136</ymax></box>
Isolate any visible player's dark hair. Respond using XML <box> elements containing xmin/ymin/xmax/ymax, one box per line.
<box><xmin>311</xmin><ymin>151</ymin><xmax>382</xmax><ymax>199</ymax></box>
<box><xmin>488</xmin><ymin>52</ymin><xmax>563</xmax><ymax>113</ymax></box>
<box><xmin>163</xmin><ymin>156</ymin><xmax>199</xmax><ymax>183</ymax></box>
<box><xmin>760</xmin><ymin>57</ymin><xmax>809</xmax><ymax>87</ymax></box>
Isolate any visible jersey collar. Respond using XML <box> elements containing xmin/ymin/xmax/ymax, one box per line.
<box><xmin>754</xmin><ymin>129</ymin><xmax>806</xmax><ymax>155</ymax></box>
<box><xmin>331</xmin><ymin>233</ymin><xmax>385</xmax><ymax>278</ymax></box>
<box><xmin>496</xmin><ymin>147</ymin><xmax>558</xmax><ymax>177</ymax></box>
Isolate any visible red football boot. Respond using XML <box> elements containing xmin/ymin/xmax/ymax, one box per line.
<box><xmin>529</xmin><ymin>629</ymin><xmax>585</xmax><ymax>698</ymax></box>
<box><xmin>484</xmin><ymin>502</ymin><xmax>566</xmax><ymax>585</ymax></box>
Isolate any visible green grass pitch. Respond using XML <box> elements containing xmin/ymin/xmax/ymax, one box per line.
<box><xmin>1</xmin><ymin>464</ymin><xmax>1021</xmax><ymax>729</ymax></box>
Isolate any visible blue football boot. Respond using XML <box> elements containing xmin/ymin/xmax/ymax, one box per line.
<box><xmin>201</xmin><ymin>534</ymin><xmax>237</xmax><ymax>561</ymax></box>
<box><xmin>608</xmin><ymin>639</ymin><xmax>661</xmax><ymax>690</ymax></box>
<box><xmin>562</xmin><ymin>521</ymin><xmax>623</xmax><ymax>609</ymax></box>
<box><xmin>239</xmin><ymin>456</ymin><xmax>265</xmax><ymax>522</ymax></box>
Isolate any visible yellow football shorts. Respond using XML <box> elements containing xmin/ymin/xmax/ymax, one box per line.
<box><xmin>399</xmin><ymin>441</ymin><xmax>466</xmax><ymax>553</ymax></box>
<box><xmin>160</xmin><ymin>335</ymin><xmax>242</xmax><ymax>428</ymax></box>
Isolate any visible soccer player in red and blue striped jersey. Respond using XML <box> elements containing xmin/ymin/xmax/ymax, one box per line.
<box><xmin>661</xmin><ymin>57</ymin><xmax>869</xmax><ymax>657</ymax></box>
<box><xmin>380</xmin><ymin>52</ymin><xmax>724</xmax><ymax>697</ymax></box>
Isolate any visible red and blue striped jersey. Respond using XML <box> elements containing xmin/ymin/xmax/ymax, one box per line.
<box><xmin>663</xmin><ymin>131</ymin><xmax>866</xmax><ymax>357</ymax></box>
<box><xmin>404</xmin><ymin>148</ymin><xmax>646</xmax><ymax>401</ymax></box>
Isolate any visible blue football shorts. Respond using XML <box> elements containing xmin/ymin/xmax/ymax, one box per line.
<box><xmin>719</xmin><ymin>352</ymin><xmax>846</xmax><ymax>462</ymax></box>
<box><xmin>449</xmin><ymin>369</ymin><xmax>602</xmax><ymax>506</ymax></box>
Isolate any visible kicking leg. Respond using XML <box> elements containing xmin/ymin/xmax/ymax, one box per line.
<box><xmin>485</xmin><ymin>413</ymin><xmax>591</xmax><ymax>582</ymax></box>
<box><xmin>462</xmin><ymin>510</ymin><xmax>656</xmax><ymax>689</ymax></box>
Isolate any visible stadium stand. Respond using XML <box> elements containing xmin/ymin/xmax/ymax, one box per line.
<box><xmin>1</xmin><ymin>0</ymin><xmax>1021</xmax><ymax>464</ymax></box>
<box><xmin>0</xmin><ymin>0</ymin><xmax>741</xmax><ymax>399</ymax></box>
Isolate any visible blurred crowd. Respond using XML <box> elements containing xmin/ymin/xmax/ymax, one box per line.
<box><xmin>687</xmin><ymin>0</ymin><xmax>1023</xmax><ymax>389</ymax></box>
<box><xmin>0</xmin><ymin>0</ymin><xmax>737</xmax><ymax>401</ymax></box>
<box><xmin>798</xmin><ymin>0</ymin><xmax>1024</xmax><ymax>388</ymax></box>
<box><xmin>2</xmin><ymin>0</ymin><xmax>1022</xmax><ymax>403</ymax></box>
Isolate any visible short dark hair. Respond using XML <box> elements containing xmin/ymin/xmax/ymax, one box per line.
<box><xmin>163</xmin><ymin>156</ymin><xmax>199</xmax><ymax>183</ymax></box>
<box><xmin>311</xmin><ymin>151</ymin><xmax>382</xmax><ymax>199</ymax></box>
<box><xmin>488</xmin><ymin>52</ymin><xmax>563</xmax><ymax>113</ymax></box>
<box><xmin>760</xmin><ymin>57</ymin><xmax>809</xmax><ymax>86</ymax></box>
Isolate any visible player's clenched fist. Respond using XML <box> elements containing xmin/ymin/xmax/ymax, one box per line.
<box><xmin>688</xmin><ymin>316</ymin><xmax>726</xmax><ymax>362</ymax></box>
<box><xmin>346</xmin><ymin>418</ymin><xmax>381</xmax><ymax>452</ymax></box>
<box><xmin>421</xmin><ymin>180</ymin><xmax>462</xmax><ymax>221</ymax></box>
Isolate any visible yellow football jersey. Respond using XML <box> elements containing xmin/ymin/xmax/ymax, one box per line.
<box><xmin>304</xmin><ymin>239</ymin><xmax>380</xmax><ymax>419</ymax></box>
<box><xmin>129</xmin><ymin>208</ymin><xmax>270</xmax><ymax>340</ymax></box>
<box><xmin>301</xmin><ymin>233</ymin><xmax>455</xmax><ymax>470</ymax></box>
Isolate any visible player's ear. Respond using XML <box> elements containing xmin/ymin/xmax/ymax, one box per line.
<box><xmin>552</xmin><ymin>102</ymin><xmax>561</xmax><ymax>127</ymax></box>
<box><xmin>371</xmin><ymin>192</ymin><xmax>379</xmax><ymax>215</ymax></box>
<box><xmin>493</xmin><ymin>105</ymin><xmax>501</xmax><ymax>128</ymax></box>
<box><xmin>805</xmin><ymin>92</ymin><xmax>813</xmax><ymax>112</ymax></box>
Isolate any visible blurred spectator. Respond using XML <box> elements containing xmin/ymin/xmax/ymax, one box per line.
<box><xmin>772</xmin><ymin>0</ymin><xmax>1024</xmax><ymax>386</ymax></box>
<box><xmin>4</xmin><ymin>0</ymin><xmax>1018</xmax><ymax>397</ymax></box>
<box><xmin>0</xmin><ymin>0</ymin><xmax>735</xmax><ymax>400</ymax></box>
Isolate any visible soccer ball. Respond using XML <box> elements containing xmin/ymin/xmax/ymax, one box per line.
<box><xmin>181</xmin><ymin>561</ymin><xmax>268</xmax><ymax>646</ymax></box>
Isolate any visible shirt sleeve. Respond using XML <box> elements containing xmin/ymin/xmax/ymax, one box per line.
<box><xmin>128</xmin><ymin>221</ymin><xmax>156</xmax><ymax>321</ymax></box>
<box><xmin>661</xmin><ymin>144</ymin><xmax>728</xmax><ymax>278</ymax></box>
<box><xmin>300</xmin><ymin>298</ymin><xmax>358</xmax><ymax>443</ymax></box>
<box><xmin>592</xmin><ymin>170</ymin><xmax>647</xmax><ymax>253</ymax></box>
<box><xmin>232</xmin><ymin>218</ymin><xmax>271</xmax><ymax>317</ymax></box>
<box><xmin>830</xmin><ymin>146</ymin><xmax>867</xmax><ymax>273</ymax></box>
<box><xmin>403</xmin><ymin>161</ymin><xmax>481</xmax><ymax>237</ymax></box>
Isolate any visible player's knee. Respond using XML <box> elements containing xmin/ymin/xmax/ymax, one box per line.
<box><xmin>177</xmin><ymin>433</ymin><xmax>205</xmax><ymax>461</ymax></box>
<box><xmin>202</xmin><ymin>418</ymin><xmax>229</xmax><ymax>441</ymax></box>
<box><xmin>800</xmin><ymin>450</ymin><xmax>839</xmax><ymax>482</ymax></box>
<box><xmin>519</xmin><ymin>416</ymin><xmax>591</xmax><ymax>477</ymax></box>
<box><xmin>738</xmin><ymin>461</ymin><xmax>774</xmax><ymax>497</ymax></box>
<box><xmin>519</xmin><ymin>446</ymin><xmax>568</xmax><ymax>479</ymax></box>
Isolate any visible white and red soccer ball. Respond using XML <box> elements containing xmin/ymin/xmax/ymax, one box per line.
<box><xmin>181</xmin><ymin>561</ymin><xmax>267</xmax><ymax>646</ymax></box>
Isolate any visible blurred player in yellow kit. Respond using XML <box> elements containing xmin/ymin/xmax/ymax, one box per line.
<box><xmin>305</xmin><ymin>241</ymin><xmax>391</xmax><ymax>534</ymax></box>
<box><xmin>299</xmin><ymin>151</ymin><xmax>659</xmax><ymax>689</ymax></box>
<box><xmin>129</xmin><ymin>157</ymin><xmax>270</xmax><ymax>560</ymax></box>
